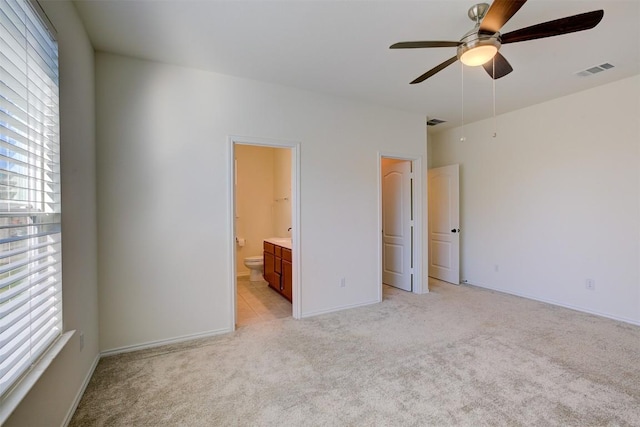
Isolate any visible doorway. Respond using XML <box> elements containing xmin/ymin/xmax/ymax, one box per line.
<box><xmin>229</xmin><ymin>136</ymin><xmax>301</xmax><ymax>330</ymax></box>
<box><xmin>379</xmin><ymin>154</ymin><xmax>425</xmax><ymax>299</ymax></box>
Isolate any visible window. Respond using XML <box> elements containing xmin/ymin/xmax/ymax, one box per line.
<box><xmin>0</xmin><ymin>0</ymin><xmax>61</xmax><ymax>398</ymax></box>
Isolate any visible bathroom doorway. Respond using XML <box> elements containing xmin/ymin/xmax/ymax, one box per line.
<box><xmin>229</xmin><ymin>136</ymin><xmax>301</xmax><ymax>330</ymax></box>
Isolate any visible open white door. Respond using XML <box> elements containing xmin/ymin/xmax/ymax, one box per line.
<box><xmin>382</xmin><ymin>159</ymin><xmax>413</xmax><ymax>291</ymax></box>
<box><xmin>428</xmin><ymin>164</ymin><xmax>460</xmax><ymax>284</ymax></box>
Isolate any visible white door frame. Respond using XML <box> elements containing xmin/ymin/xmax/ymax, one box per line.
<box><xmin>377</xmin><ymin>152</ymin><xmax>426</xmax><ymax>301</ymax></box>
<box><xmin>228</xmin><ymin>135</ymin><xmax>302</xmax><ymax>330</ymax></box>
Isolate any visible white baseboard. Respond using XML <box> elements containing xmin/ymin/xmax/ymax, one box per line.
<box><xmin>465</xmin><ymin>281</ymin><xmax>640</xmax><ymax>327</ymax></box>
<box><xmin>61</xmin><ymin>353</ymin><xmax>100</xmax><ymax>427</ymax></box>
<box><xmin>100</xmin><ymin>327</ymin><xmax>232</xmax><ymax>357</ymax></box>
<box><xmin>301</xmin><ymin>299</ymin><xmax>380</xmax><ymax>318</ymax></box>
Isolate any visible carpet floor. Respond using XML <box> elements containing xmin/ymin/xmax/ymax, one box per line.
<box><xmin>69</xmin><ymin>280</ymin><xmax>640</xmax><ymax>426</ymax></box>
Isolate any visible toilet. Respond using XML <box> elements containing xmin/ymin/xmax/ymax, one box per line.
<box><xmin>243</xmin><ymin>256</ymin><xmax>264</xmax><ymax>282</ymax></box>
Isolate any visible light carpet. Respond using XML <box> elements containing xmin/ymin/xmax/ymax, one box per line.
<box><xmin>69</xmin><ymin>280</ymin><xmax>640</xmax><ymax>426</ymax></box>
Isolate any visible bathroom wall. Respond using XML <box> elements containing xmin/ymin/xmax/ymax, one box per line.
<box><xmin>273</xmin><ymin>148</ymin><xmax>292</xmax><ymax>238</ymax></box>
<box><xmin>235</xmin><ymin>145</ymin><xmax>276</xmax><ymax>276</ymax></box>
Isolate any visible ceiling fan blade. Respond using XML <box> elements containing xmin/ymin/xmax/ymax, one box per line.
<box><xmin>501</xmin><ymin>10</ymin><xmax>604</xmax><ymax>44</ymax></box>
<box><xmin>482</xmin><ymin>52</ymin><xmax>513</xmax><ymax>79</ymax></box>
<box><xmin>410</xmin><ymin>56</ymin><xmax>458</xmax><ymax>84</ymax></box>
<box><xmin>479</xmin><ymin>0</ymin><xmax>527</xmax><ymax>34</ymax></box>
<box><xmin>390</xmin><ymin>41</ymin><xmax>461</xmax><ymax>49</ymax></box>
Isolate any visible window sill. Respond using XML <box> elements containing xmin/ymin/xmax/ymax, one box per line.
<box><xmin>0</xmin><ymin>330</ymin><xmax>75</xmax><ymax>425</ymax></box>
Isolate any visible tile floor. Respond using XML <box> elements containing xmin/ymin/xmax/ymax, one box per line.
<box><xmin>236</xmin><ymin>277</ymin><xmax>292</xmax><ymax>327</ymax></box>
<box><xmin>236</xmin><ymin>280</ymin><xmax>415</xmax><ymax>327</ymax></box>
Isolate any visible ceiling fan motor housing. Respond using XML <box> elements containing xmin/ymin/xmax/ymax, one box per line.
<box><xmin>468</xmin><ymin>3</ymin><xmax>490</xmax><ymax>23</ymax></box>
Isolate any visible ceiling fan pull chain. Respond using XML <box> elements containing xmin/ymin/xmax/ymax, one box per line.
<box><xmin>492</xmin><ymin>56</ymin><xmax>497</xmax><ymax>138</ymax></box>
<box><xmin>460</xmin><ymin>61</ymin><xmax>465</xmax><ymax>142</ymax></box>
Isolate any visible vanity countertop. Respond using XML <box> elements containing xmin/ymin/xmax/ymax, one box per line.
<box><xmin>264</xmin><ymin>237</ymin><xmax>292</xmax><ymax>250</ymax></box>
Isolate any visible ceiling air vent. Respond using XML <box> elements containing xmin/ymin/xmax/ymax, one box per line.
<box><xmin>575</xmin><ymin>63</ymin><xmax>615</xmax><ymax>77</ymax></box>
<box><xmin>427</xmin><ymin>118</ymin><xmax>447</xmax><ymax>126</ymax></box>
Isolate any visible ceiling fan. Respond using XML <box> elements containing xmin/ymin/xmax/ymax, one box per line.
<box><xmin>390</xmin><ymin>0</ymin><xmax>604</xmax><ymax>84</ymax></box>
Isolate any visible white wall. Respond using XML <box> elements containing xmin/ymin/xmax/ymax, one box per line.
<box><xmin>96</xmin><ymin>53</ymin><xmax>426</xmax><ymax>352</ymax></box>
<box><xmin>430</xmin><ymin>75</ymin><xmax>640</xmax><ymax>325</ymax></box>
<box><xmin>5</xmin><ymin>1</ymin><xmax>99</xmax><ymax>425</ymax></box>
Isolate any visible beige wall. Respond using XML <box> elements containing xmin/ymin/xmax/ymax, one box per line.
<box><xmin>273</xmin><ymin>147</ymin><xmax>292</xmax><ymax>238</ymax></box>
<box><xmin>235</xmin><ymin>145</ymin><xmax>275</xmax><ymax>275</ymax></box>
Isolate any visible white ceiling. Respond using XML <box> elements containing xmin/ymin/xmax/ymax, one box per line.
<box><xmin>73</xmin><ymin>0</ymin><xmax>640</xmax><ymax>132</ymax></box>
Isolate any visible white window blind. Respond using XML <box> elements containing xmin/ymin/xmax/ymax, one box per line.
<box><xmin>0</xmin><ymin>0</ymin><xmax>61</xmax><ymax>398</ymax></box>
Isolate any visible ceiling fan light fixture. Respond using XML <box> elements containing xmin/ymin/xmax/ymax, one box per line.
<box><xmin>460</xmin><ymin>44</ymin><xmax>498</xmax><ymax>66</ymax></box>
<box><xmin>457</xmin><ymin>36</ymin><xmax>501</xmax><ymax>66</ymax></box>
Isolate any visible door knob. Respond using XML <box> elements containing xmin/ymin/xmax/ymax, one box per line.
<box><xmin>451</xmin><ymin>228</ymin><xmax>460</xmax><ymax>233</ymax></box>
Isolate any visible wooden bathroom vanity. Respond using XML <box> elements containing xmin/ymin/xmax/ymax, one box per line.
<box><xmin>263</xmin><ymin>238</ymin><xmax>292</xmax><ymax>302</ymax></box>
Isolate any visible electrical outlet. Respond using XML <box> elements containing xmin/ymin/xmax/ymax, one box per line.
<box><xmin>79</xmin><ymin>331</ymin><xmax>85</xmax><ymax>351</ymax></box>
<box><xmin>340</xmin><ymin>277</ymin><xmax>346</xmax><ymax>288</ymax></box>
<box><xmin>585</xmin><ymin>279</ymin><xmax>595</xmax><ymax>290</ymax></box>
